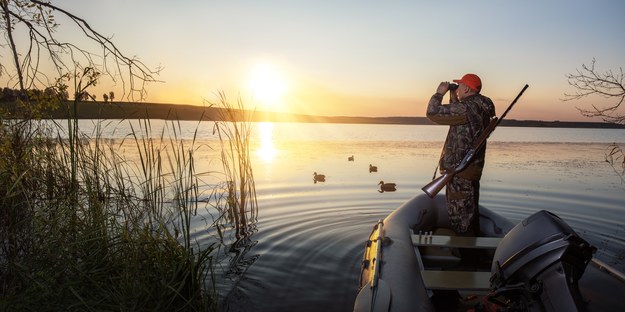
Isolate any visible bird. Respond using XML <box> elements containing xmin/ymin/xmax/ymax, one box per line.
<box><xmin>348</xmin><ymin>155</ymin><xmax>354</xmax><ymax>161</ymax></box>
<box><xmin>313</xmin><ymin>172</ymin><xmax>326</xmax><ymax>183</ymax></box>
<box><xmin>369</xmin><ymin>164</ymin><xmax>378</xmax><ymax>173</ymax></box>
<box><xmin>378</xmin><ymin>180</ymin><xmax>396</xmax><ymax>192</ymax></box>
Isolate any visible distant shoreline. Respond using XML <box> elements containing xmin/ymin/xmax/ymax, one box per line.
<box><xmin>43</xmin><ymin>101</ymin><xmax>625</xmax><ymax>129</ymax></box>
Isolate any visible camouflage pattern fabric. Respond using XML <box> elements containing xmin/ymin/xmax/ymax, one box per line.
<box><xmin>426</xmin><ymin>92</ymin><xmax>495</xmax><ymax>233</ymax></box>
<box><xmin>446</xmin><ymin>175</ymin><xmax>479</xmax><ymax>234</ymax></box>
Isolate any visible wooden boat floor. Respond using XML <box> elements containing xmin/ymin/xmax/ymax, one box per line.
<box><xmin>421</xmin><ymin>270</ymin><xmax>492</xmax><ymax>291</ymax></box>
<box><xmin>412</xmin><ymin>230</ymin><xmax>499</xmax><ymax>291</ymax></box>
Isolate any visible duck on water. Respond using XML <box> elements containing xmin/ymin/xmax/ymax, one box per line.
<box><xmin>378</xmin><ymin>181</ymin><xmax>396</xmax><ymax>193</ymax></box>
<box><xmin>354</xmin><ymin>194</ymin><xmax>625</xmax><ymax>312</ymax></box>
<box><xmin>313</xmin><ymin>172</ymin><xmax>326</xmax><ymax>183</ymax></box>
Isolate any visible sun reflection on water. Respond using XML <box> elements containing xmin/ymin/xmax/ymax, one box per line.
<box><xmin>256</xmin><ymin>122</ymin><xmax>277</xmax><ymax>163</ymax></box>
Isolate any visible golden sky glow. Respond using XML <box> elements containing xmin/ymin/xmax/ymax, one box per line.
<box><xmin>246</xmin><ymin>63</ymin><xmax>288</xmax><ymax>112</ymax></box>
<box><xmin>7</xmin><ymin>1</ymin><xmax>625</xmax><ymax>122</ymax></box>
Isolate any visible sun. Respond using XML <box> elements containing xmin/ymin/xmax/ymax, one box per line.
<box><xmin>246</xmin><ymin>63</ymin><xmax>287</xmax><ymax>110</ymax></box>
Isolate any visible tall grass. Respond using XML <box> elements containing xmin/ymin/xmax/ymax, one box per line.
<box><xmin>0</xmin><ymin>94</ymin><xmax>259</xmax><ymax>310</ymax></box>
<box><xmin>212</xmin><ymin>92</ymin><xmax>258</xmax><ymax>240</ymax></box>
<box><xmin>209</xmin><ymin>93</ymin><xmax>260</xmax><ymax>287</ymax></box>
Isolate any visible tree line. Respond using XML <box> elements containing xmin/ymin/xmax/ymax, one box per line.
<box><xmin>0</xmin><ymin>87</ymin><xmax>116</xmax><ymax>103</ymax></box>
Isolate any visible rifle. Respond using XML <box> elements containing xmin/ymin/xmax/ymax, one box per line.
<box><xmin>422</xmin><ymin>84</ymin><xmax>529</xmax><ymax>198</ymax></box>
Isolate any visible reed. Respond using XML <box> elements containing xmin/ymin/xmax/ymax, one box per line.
<box><xmin>0</xmin><ymin>95</ymin><xmax>252</xmax><ymax>310</ymax></box>
<box><xmin>202</xmin><ymin>92</ymin><xmax>261</xmax><ymax>293</ymax></box>
<box><xmin>212</xmin><ymin>91</ymin><xmax>259</xmax><ymax>240</ymax></box>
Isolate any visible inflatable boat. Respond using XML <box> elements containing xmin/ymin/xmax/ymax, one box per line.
<box><xmin>354</xmin><ymin>194</ymin><xmax>625</xmax><ymax>312</ymax></box>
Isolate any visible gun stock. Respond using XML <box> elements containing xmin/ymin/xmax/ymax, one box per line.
<box><xmin>422</xmin><ymin>172</ymin><xmax>453</xmax><ymax>198</ymax></box>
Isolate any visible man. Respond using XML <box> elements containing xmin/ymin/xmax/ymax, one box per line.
<box><xmin>426</xmin><ymin>73</ymin><xmax>495</xmax><ymax>236</ymax></box>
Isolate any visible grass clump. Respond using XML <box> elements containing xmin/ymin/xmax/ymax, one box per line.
<box><xmin>0</xmin><ymin>103</ymin><xmax>230</xmax><ymax>310</ymax></box>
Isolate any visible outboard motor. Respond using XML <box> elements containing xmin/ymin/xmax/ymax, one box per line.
<box><xmin>488</xmin><ymin>210</ymin><xmax>595</xmax><ymax>311</ymax></box>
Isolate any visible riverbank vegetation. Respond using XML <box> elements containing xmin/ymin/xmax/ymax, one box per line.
<box><xmin>0</xmin><ymin>91</ymin><xmax>259</xmax><ymax>311</ymax></box>
<box><xmin>1</xmin><ymin>111</ymin><xmax>213</xmax><ymax>310</ymax></box>
<box><xmin>0</xmin><ymin>1</ymin><xmax>258</xmax><ymax>310</ymax></box>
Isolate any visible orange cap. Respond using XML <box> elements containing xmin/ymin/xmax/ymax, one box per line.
<box><xmin>453</xmin><ymin>73</ymin><xmax>482</xmax><ymax>91</ymax></box>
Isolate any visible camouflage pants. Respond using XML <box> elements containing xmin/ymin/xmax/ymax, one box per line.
<box><xmin>445</xmin><ymin>175</ymin><xmax>480</xmax><ymax>235</ymax></box>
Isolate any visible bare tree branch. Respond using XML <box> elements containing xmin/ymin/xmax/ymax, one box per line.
<box><xmin>1</xmin><ymin>0</ymin><xmax>162</xmax><ymax>102</ymax></box>
<box><xmin>0</xmin><ymin>0</ymin><xmax>26</xmax><ymax>91</ymax></box>
<box><xmin>563</xmin><ymin>58</ymin><xmax>625</xmax><ymax>125</ymax></box>
<box><xmin>564</xmin><ymin>59</ymin><xmax>625</xmax><ymax>186</ymax></box>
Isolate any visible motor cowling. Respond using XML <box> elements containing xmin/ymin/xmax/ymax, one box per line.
<box><xmin>488</xmin><ymin>210</ymin><xmax>595</xmax><ymax>311</ymax></box>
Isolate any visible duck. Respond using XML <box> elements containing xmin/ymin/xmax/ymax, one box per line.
<box><xmin>369</xmin><ymin>164</ymin><xmax>378</xmax><ymax>173</ymax></box>
<box><xmin>348</xmin><ymin>155</ymin><xmax>354</xmax><ymax>161</ymax></box>
<box><xmin>378</xmin><ymin>180</ymin><xmax>396</xmax><ymax>192</ymax></box>
<box><xmin>313</xmin><ymin>172</ymin><xmax>326</xmax><ymax>183</ymax></box>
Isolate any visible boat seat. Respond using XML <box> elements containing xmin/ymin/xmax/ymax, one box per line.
<box><xmin>411</xmin><ymin>234</ymin><xmax>501</xmax><ymax>249</ymax></box>
<box><xmin>419</xmin><ymin>246</ymin><xmax>461</xmax><ymax>268</ymax></box>
<box><xmin>421</xmin><ymin>270</ymin><xmax>493</xmax><ymax>291</ymax></box>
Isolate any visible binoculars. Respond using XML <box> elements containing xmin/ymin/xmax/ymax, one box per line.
<box><xmin>448</xmin><ymin>83</ymin><xmax>459</xmax><ymax>90</ymax></box>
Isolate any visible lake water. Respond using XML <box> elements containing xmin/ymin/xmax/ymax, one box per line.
<box><xmin>64</xmin><ymin>120</ymin><xmax>625</xmax><ymax>312</ymax></box>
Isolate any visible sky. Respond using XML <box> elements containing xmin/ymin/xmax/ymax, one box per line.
<box><xmin>14</xmin><ymin>1</ymin><xmax>625</xmax><ymax>121</ymax></box>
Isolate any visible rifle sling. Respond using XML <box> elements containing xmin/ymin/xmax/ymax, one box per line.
<box><xmin>456</xmin><ymin>165</ymin><xmax>483</xmax><ymax>180</ymax></box>
<box><xmin>443</xmin><ymin>163</ymin><xmax>483</xmax><ymax>181</ymax></box>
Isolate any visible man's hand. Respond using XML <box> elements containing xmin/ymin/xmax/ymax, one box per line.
<box><xmin>437</xmin><ymin>81</ymin><xmax>459</xmax><ymax>103</ymax></box>
<box><xmin>436</xmin><ymin>81</ymin><xmax>449</xmax><ymax>95</ymax></box>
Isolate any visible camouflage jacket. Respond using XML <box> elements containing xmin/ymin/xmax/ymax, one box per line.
<box><xmin>426</xmin><ymin>93</ymin><xmax>496</xmax><ymax>180</ymax></box>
